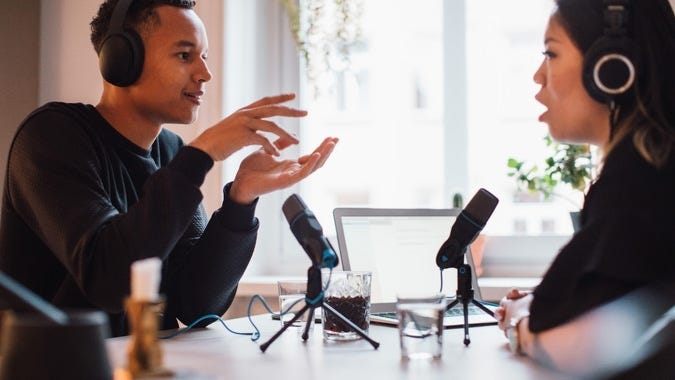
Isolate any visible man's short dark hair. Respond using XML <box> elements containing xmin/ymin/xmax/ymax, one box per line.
<box><xmin>90</xmin><ymin>0</ymin><xmax>196</xmax><ymax>54</ymax></box>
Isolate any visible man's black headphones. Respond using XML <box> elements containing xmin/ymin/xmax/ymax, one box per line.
<box><xmin>98</xmin><ymin>0</ymin><xmax>144</xmax><ymax>87</ymax></box>
<box><xmin>582</xmin><ymin>0</ymin><xmax>636</xmax><ymax>105</ymax></box>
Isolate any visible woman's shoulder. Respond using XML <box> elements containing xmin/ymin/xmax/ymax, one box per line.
<box><xmin>600</xmin><ymin>133</ymin><xmax>675</xmax><ymax>186</ymax></box>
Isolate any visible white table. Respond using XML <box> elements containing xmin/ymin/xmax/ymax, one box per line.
<box><xmin>107</xmin><ymin>315</ymin><xmax>572</xmax><ymax>380</ymax></box>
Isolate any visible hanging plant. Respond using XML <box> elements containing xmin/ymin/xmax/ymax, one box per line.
<box><xmin>279</xmin><ymin>0</ymin><xmax>364</xmax><ymax>97</ymax></box>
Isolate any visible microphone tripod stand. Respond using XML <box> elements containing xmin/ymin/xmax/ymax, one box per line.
<box><xmin>260</xmin><ymin>265</ymin><xmax>380</xmax><ymax>352</ymax></box>
<box><xmin>445</xmin><ymin>263</ymin><xmax>495</xmax><ymax>346</ymax></box>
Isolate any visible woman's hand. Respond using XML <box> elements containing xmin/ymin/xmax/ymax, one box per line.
<box><xmin>495</xmin><ymin>288</ymin><xmax>533</xmax><ymax>335</ymax></box>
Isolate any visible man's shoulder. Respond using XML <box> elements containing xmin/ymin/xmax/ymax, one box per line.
<box><xmin>19</xmin><ymin>102</ymin><xmax>99</xmax><ymax>134</ymax></box>
<box><xmin>11</xmin><ymin>102</ymin><xmax>106</xmax><ymax>159</ymax></box>
<box><xmin>29</xmin><ymin>101</ymin><xmax>94</xmax><ymax>119</ymax></box>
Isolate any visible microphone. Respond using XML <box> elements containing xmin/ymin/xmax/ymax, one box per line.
<box><xmin>436</xmin><ymin>188</ymin><xmax>499</xmax><ymax>269</ymax></box>
<box><xmin>283</xmin><ymin>194</ymin><xmax>339</xmax><ymax>269</ymax></box>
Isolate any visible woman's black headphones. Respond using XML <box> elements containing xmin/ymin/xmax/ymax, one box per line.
<box><xmin>98</xmin><ymin>0</ymin><xmax>144</xmax><ymax>87</ymax></box>
<box><xmin>582</xmin><ymin>0</ymin><xmax>636</xmax><ymax>105</ymax></box>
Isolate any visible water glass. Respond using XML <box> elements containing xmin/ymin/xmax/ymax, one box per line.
<box><xmin>397</xmin><ymin>293</ymin><xmax>447</xmax><ymax>360</ymax></box>
<box><xmin>277</xmin><ymin>280</ymin><xmax>313</xmax><ymax>332</ymax></box>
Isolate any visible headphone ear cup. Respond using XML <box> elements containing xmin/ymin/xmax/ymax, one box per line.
<box><xmin>98</xmin><ymin>28</ymin><xmax>144</xmax><ymax>87</ymax></box>
<box><xmin>582</xmin><ymin>37</ymin><xmax>636</xmax><ymax>104</ymax></box>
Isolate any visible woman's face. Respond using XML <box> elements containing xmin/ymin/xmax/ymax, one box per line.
<box><xmin>533</xmin><ymin>14</ymin><xmax>610</xmax><ymax>146</ymax></box>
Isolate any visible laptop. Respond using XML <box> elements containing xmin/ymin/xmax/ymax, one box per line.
<box><xmin>333</xmin><ymin>207</ymin><xmax>497</xmax><ymax>328</ymax></box>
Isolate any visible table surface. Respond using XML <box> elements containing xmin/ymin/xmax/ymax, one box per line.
<box><xmin>107</xmin><ymin>314</ymin><xmax>574</xmax><ymax>380</ymax></box>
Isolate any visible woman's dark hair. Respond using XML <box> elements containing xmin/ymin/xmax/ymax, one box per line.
<box><xmin>90</xmin><ymin>0</ymin><xmax>196</xmax><ymax>55</ymax></box>
<box><xmin>555</xmin><ymin>0</ymin><xmax>675</xmax><ymax>167</ymax></box>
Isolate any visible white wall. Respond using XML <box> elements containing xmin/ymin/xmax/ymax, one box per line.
<box><xmin>39</xmin><ymin>0</ymin><xmax>102</xmax><ymax>105</ymax></box>
<box><xmin>0</xmin><ymin>0</ymin><xmax>40</xmax><ymax>203</ymax></box>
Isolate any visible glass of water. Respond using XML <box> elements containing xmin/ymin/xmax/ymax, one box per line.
<box><xmin>277</xmin><ymin>280</ymin><xmax>312</xmax><ymax>331</ymax></box>
<box><xmin>396</xmin><ymin>293</ymin><xmax>447</xmax><ymax>360</ymax></box>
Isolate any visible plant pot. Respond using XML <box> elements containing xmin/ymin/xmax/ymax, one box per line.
<box><xmin>570</xmin><ymin>211</ymin><xmax>582</xmax><ymax>232</ymax></box>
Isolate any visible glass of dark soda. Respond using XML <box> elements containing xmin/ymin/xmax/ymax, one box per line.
<box><xmin>321</xmin><ymin>270</ymin><xmax>372</xmax><ymax>341</ymax></box>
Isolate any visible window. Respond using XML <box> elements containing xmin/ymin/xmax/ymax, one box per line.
<box><xmin>223</xmin><ymin>0</ymin><xmax>570</xmax><ymax>277</ymax></box>
<box><xmin>300</xmin><ymin>1</ymin><xmax>446</xmax><ymax>233</ymax></box>
<box><xmin>300</xmin><ymin>0</ymin><xmax>568</xmax><ymax>234</ymax></box>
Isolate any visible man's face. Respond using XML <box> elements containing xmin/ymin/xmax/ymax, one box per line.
<box><xmin>127</xmin><ymin>6</ymin><xmax>211</xmax><ymax>125</ymax></box>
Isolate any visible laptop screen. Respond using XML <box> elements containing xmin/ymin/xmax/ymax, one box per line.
<box><xmin>333</xmin><ymin>208</ymin><xmax>482</xmax><ymax>312</ymax></box>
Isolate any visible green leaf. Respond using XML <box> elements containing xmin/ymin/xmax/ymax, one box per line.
<box><xmin>506</xmin><ymin>134</ymin><xmax>595</xmax><ymax>200</ymax></box>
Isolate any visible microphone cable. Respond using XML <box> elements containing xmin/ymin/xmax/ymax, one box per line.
<box><xmin>247</xmin><ymin>267</ymin><xmax>333</xmax><ymax>339</ymax></box>
<box><xmin>159</xmin><ymin>268</ymin><xmax>334</xmax><ymax>342</ymax></box>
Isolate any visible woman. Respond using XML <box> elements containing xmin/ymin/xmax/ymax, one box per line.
<box><xmin>495</xmin><ymin>0</ymin><xmax>675</xmax><ymax>378</ymax></box>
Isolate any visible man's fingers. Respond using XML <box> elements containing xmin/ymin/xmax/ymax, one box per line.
<box><xmin>238</xmin><ymin>93</ymin><xmax>297</xmax><ymax>111</ymax></box>
<box><xmin>298</xmin><ymin>137</ymin><xmax>338</xmax><ymax>166</ymax></box>
<box><xmin>295</xmin><ymin>152</ymin><xmax>322</xmax><ymax>179</ymax></box>
<box><xmin>241</xmin><ymin>105</ymin><xmax>307</xmax><ymax>119</ymax></box>
<box><xmin>273</xmin><ymin>135</ymin><xmax>299</xmax><ymax>151</ymax></box>
<box><xmin>248</xmin><ymin>133</ymin><xmax>279</xmax><ymax>156</ymax></box>
<box><xmin>315</xmin><ymin>138</ymin><xmax>338</xmax><ymax>168</ymax></box>
<box><xmin>245</xmin><ymin>118</ymin><xmax>299</xmax><ymax>145</ymax></box>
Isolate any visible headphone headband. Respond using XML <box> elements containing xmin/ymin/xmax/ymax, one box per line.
<box><xmin>604</xmin><ymin>0</ymin><xmax>629</xmax><ymax>37</ymax></box>
<box><xmin>582</xmin><ymin>0</ymin><xmax>636</xmax><ymax>105</ymax></box>
<box><xmin>107</xmin><ymin>0</ymin><xmax>135</xmax><ymax>38</ymax></box>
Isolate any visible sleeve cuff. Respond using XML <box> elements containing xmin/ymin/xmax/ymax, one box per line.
<box><xmin>217</xmin><ymin>182</ymin><xmax>258</xmax><ymax>231</ymax></box>
<box><xmin>167</xmin><ymin>146</ymin><xmax>214</xmax><ymax>186</ymax></box>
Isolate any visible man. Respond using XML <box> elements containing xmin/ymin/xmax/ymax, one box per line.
<box><xmin>0</xmin><ymin>0</ymin><xmax>337</xmax><ymax>336</ymax></box>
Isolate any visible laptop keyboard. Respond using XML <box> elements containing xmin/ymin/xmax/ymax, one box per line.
<box><xmin>373</xmin><ymin>303</ymin><xmax>488</xmax><ymax>320</ymax></box>
<box><xmin>445</xmin><ymin>303</ymin><xmax>483</xmax><ymax>316</ymax></box>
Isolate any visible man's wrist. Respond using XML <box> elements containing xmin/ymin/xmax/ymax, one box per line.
<box><xmin>228</xmin><ymin>181</ymin><xmax>256</xmax><ymax>205</ymax></box>
<box><xmin>219</xmin><ymin>182</ymin><xmax>258</xmax><ymax>231</ymax></box>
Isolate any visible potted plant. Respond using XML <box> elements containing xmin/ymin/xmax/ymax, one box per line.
<box><xmin>506</xmin><ymin>135</ymin><xmax>595</xmax><ymax>231</ymax></box>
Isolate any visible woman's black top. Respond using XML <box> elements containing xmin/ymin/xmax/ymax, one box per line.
<box><xmin>530</xmin><ymin>133</ymin><xmax>675</xmax><ymax>332</ymax></box>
